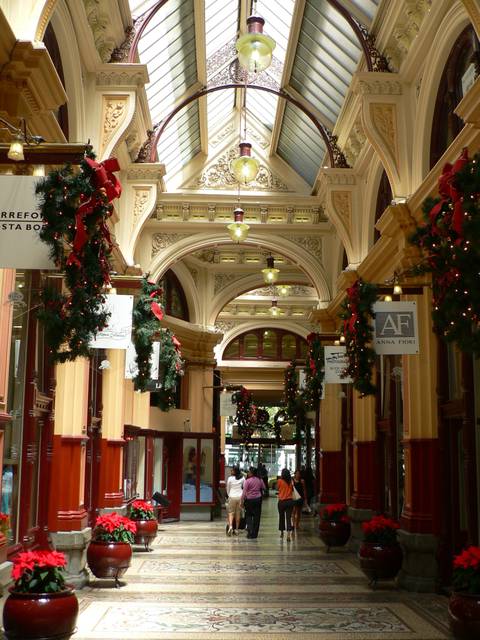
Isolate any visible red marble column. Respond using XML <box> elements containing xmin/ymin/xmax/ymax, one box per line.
<box><xmin>320</xmin><ymin>451</ymin><xmax>345</xmax><ymax>503</ymax></box>
<box><xmin>350</xmin><ymin>441</ymin><xmax>380</xmax><ymax>511</ymax></box>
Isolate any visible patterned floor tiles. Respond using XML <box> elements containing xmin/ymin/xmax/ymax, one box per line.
<box><xmin>70</xmin><ymin>499</ymin><xmax>450</xmax><ymax>639</ymax></box>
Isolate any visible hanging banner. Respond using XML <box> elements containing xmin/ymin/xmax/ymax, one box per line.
<box><xmin>220</xmin><ymin>391</ymin><xmax>236</xmax><ymax>417</ymax></box>
<box><xmin>90</xmin><ymin>294</ymin><xmax>134</xmax><ymax>349</ymax></box>
<box><xmin>324</xmin><ymin>346</ymin><xmax>352</xmax><ymax>384</ymax></box>
<box><xmin>125</xmin><ymin>341</ymin><xmax>160</xmax><ymax>380</ymax></box>
<box><xmin>372</xmin><ymin>301</ymin><xmax>419</xmax><ymax>354</ymax></box>
<box><xmin>0</xmin><ymin>175</ymin><xmax>56</xmax><ymax>269</ymax></box>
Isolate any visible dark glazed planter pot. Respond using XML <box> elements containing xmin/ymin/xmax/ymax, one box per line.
<box><xmin>449</xmin><ymin>592</ymin><xmax>480</xmax><ymax>639</ymax></box>
<box><xmin>358</xmin><ymin>541</ymin><xmax>403</xmax><ymax>586</ymax></box>
<box><xmin>87</xmin><ymin>540</ymin><xmax>132</xmax><ymax>587</ymax></box>
<box><xmin>3</xmin><ymin>586</ymin><xmax>78</xmax><ymax>640</ymax></box>
<box><xmin>319</xmin><ymin>519</ymin><xmax>351</xmax><ymax>550</ymax></box>
<box><xmin>132</xmin><ymin>518</ymin><xmax>158</xmax><ymax>550</ymax></box>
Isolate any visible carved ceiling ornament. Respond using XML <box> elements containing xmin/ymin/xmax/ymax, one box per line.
<box><xmin>331</xmin><ymin>191</ymin><xmax>352</xmax><ymax>230</ymax></box>
<box><xmin>384</xmin><ymin>0</ymin><xmax>432</xmax><ymax>71</ymax></box>
<box><xmin>151</xmin><ymin>233</ymin><xmax>190</xmax><ymax>257</ymax></box>
<box><xmin>214</xmin><ymin>320</ymin><xmax>236</xmax><ymax>333</ymax></box>
<box><xmin>101</xmin><ymin>96</ymin><xmax>127</xmax><ymax>152</ymax></box>
<box><xmin>191</xmin><ymin>147</ymin><xmax>289</xmax><ymax>192</ymax></box>
<box><xmin>214</xmin><ymin>273</ymin><xmax>238</xmax><ymax>294</ymax></box>
<box><xmin>370</xmin><ymin>103</ymin><xmax>398</xmax><ymax>163</ymax></box>
<box><xmin>279</xmin><ymin>235</ymin><xmax>323</xmax><ymax>261</ymax></box>
<box><xmin>83</xmin><ymin>0</ymin><xmax>116</xmax><ymax>62</ymax></box>
<box><xmin>132</xmin><ymin>188</ymin><xmax>150</xmax><ymax>227</ymax></box>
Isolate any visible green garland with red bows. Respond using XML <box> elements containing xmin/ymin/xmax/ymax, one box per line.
<box><xmin>339</xmin><ymin>279</ymin><xmax>378</xmax><ymax>397</ymax></box>
<box><xmin>132</xmin><ymin>278</ymin><xmax>184</xmax><ymax>407</ymax></box>
<box><xmin>36</xmin><ymin>149</ymin><xmax>121</xmax><ymax>362</ymax></box>
<box><xmin>232</xmin><ymin>387</ymin><xmax>257</xmax><ymax>444</ymax></box>
<box><xmin>410</xmin><ymin>148</ymin><xmax>480</xmax><ymax>354</ymax></box>
<box><xmin>304</xmin><ymin>333</ymin><xmax>324</xmax><ymax>410</ymax></box>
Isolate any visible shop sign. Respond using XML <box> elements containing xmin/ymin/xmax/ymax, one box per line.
<box><xmin>372</xmin><ymin>301</ymin><xmax>419</xmax><ymax>354</ymax></box>
<box><xmin>0</xmin><ymin>175</ymin><xmax>56</xmax><ymax>269</ymax></box>
<box><xmin>90</xmin><ymin>294</ymin><xmax>134</xmax><ymax>349</ymax></box>
<box><xmin>125</xmin><ymin>341</ymin><xmax>160</xmax><ymax>380</ymax></box>
<box><xmin>220</xmin><ymin>391</ymin><xmax>236</xmax><ymax>417</ymax></box>
<box><xmin>324</xmin><ymin>346</ymin><xmax>352</xmax><ymax>384</ymax></box>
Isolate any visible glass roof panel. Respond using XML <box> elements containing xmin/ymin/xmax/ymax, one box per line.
<box><xmin>208</xmin><ymin>89</ymin><xmax>236</xmax><ymax>134</ymax></box>
<box><xmin>158</xmin><ymin>101</ymin><xmax>201</xmax><ymax>177</ymax></box>
<box><xmin>205</xmin><ymin>0</ymin><xmax>238</xmax><ymax>59</ymax></box>
<box><xmin>247</xmin><ymin>90</ymin><xmax>278</xmax><ymax>132</ymax></box>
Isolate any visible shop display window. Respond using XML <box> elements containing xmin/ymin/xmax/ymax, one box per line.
<box><xmin>182</xmin><ymin>436</ymin><xmax>214</xmax><ymax>504</ymax></box>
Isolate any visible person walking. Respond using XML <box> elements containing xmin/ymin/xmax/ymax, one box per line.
<box><xmin>292</xmin><ymin>469</ymin><xmax>307</xmax><ymax>530</ymax></box>
<box><xmin>226</xmin><ymin>466</ymin><xmax>244</xmax><ymax>536</ymax></box>
<box><xmin>277</xmin><ymin>468</ymin><xmax>295</xmax><ymax>541</ymax></box>
<box><xmin>241</xmin><ymin>467</ymin><xmax>264</xmax><ymax>539</ymax></box>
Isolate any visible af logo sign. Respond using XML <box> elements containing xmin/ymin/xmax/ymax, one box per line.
<box><xmin>372</xmin><ymin>301</ymin><xmax>419</xmax><ymax>355</ymax></box>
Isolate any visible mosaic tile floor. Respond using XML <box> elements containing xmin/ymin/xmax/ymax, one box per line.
<box><xmin>21</xmin><ymin>500</ymin><xmax>457</xmax><ymax>639</ymax></box>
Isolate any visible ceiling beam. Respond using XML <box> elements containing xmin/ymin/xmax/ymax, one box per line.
<box><xmin>194</xmin><ymin>0</ymin><xmax>208</xmax><ymax>154</ymax></box>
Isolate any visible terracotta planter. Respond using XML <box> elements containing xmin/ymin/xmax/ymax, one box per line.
<box><xmin>87</xmin><ymin>540</ymin><xmax>132</xmax><ymax>587</ymax></box>
<box><xmin>449</xmin><ymin>591</ymin><xmax>480</xmax><ymax>639</ymax></box>
<box><xmin>319</xmin><ymin>519</ymin><xmax>351</xmax><ymax>550</ymax></box>
<box><xmin>3</xmin><ymin>586</ymin><xmax>78</xmax><ymax>639</ymax></box>
<box><xmin>132</xmin><ymin>518</ymin><xmax>158</xmax><ymax>550</ymax></box>
<box><xmin>358</xmin><ymin>541</ymin><xmax>403</xmax><ymax>586</ymax></box>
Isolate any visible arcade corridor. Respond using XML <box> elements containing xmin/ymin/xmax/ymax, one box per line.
<box><xmin>70</xmin><ymin>499</ymin><xmax>450</xmax><ymax>639</ymax></box>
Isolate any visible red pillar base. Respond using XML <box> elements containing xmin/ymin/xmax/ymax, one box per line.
<box><xmin>320</xmin><ymin>451</ymin><xmax>345</xmax><ymax>504</ymax></box>
<box><xmin>400</xmin><ymin>438</ymin><xmax>439</xmax><ymax>534</ymax></box>
<box><xmin>350</xmin><ymin>441</ymin><xmax>379</xmax><ymax>511</ymax></box>
<box><xmin>98</xmin><ymin>439</ymin><xmax>125</xmax><ymax>510</ymax></box>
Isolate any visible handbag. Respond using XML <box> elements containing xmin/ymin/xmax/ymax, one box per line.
<box><xmin>292</xmin><ymin>483</ymin><xmax>301</xmax><ymax>501</ymax></box>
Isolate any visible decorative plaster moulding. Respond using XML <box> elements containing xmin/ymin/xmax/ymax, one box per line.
<box><xmin>127</xmin><ymin>163</ymin><xmax>165</xmax><ymax>181</ymax></box>
<box><xmin>95</xmin><ymin>63</ymin><xmax>149</xmax><ymax>88</ymax></box>
<box><xmin>352</xmin><ymin>72</ymin><xmax>403</xmax><ymax>96</ymax></box>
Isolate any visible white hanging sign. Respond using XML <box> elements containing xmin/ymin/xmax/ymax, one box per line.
<box><xmin>125</xmin><ymin>341</ymin><xmax>160</xmax><ymax>380</ymax></box>
<box><xmin>220</xmin><ymin>391</ymin><xmax>236</xmax><ymax>417</ymax></box>
<box><xmin>90</xmin><ymin>294</ymin><xmax>134</xmax><ymax>349</ymax></box>
<box><xmin>0</xmin><ymin>176</ymin><xmax>56</xmax><ymax>269</ymax></box>
<box><xmin>324</xmin><ymin>346</ymin><xmax>353</xmax><ymax>384</ymax></box>
<box><xmin>372</xmin><ymin>301</ymin><xmax>419</xmax><ymax>354</ymax></box>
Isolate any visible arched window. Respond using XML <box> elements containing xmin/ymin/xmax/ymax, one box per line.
<box><xmin>158</xmin><ymin>270</ymin><xmax>189</xmax><ymax>321</ymax></box>
<box><xmin>430</xmin><ymin>26</ymin><xmax>480</xmax><ymax>168</ymax></box>
<box><xmin>43</xmin><ymin>23</ymin><xmax>69</xmax><ymax>140</ymax></box>
<box><xmin>374</xmin><ymin>170</ymin><xmax>392</xmax><ymax>244</ymax></box>
<box><xmin>222</xmin><ymin>329</ymin><xmax>306</xmax><ymax>360</ymax></box>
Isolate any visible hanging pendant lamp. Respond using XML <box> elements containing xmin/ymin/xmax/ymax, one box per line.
<box><xmin>231</xmin><ymin>142</ymin><xmax>260</xmax><ymax>185</ymax></box>
<box><xmin>236</xmin><ymin>15</ymin><xmax>276</xmax><ymax>73</ymax></box>
<box><xmin>262</xmin><ymin>256</ymin><xmax>280</xmax><ymax>284</ymax></box>
<box><xmin>269</xmin><ymin>299</ymin><xmax>280</xmax><ymax>316</ymax></box>
<box><xmin>227</xmin><ymin>207</ymin><xmax>250</xmax><ymax>243</ymax></box>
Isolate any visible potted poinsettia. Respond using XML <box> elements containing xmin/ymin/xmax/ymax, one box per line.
<box><xmin>86</xmin><ymin>512</ymin><xmax>136</xmax><ymax>586</ymax></box>
<box><xmin>318</xmin><ymin>504</ymin><xmax>350</xmax><ymax>550</ymax></box>
<box><xmin>3</xmin><ymin>550</ymin><xmax>78</xmax><ymax>639</ymax></box>
<box><xmin>449</xmin><ymin>546</ymin><xmax>480</xmax><ymax>638</ymax></box>
<box><xmin>130</xmin><ymin>500</ymin><xmax>158</xmax><ymax>551</ymax></box>
<box><xmin>358</xmin><ymin>515</ymin><xmax>402</xmax><ymax>587</ymax></box>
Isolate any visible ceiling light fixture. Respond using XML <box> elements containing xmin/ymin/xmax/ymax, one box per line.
<box><xmin>269</xmin><ymin>299</ymin><xmax>280</xmax><ymax>316</ymax></box>
<box><xmin>236</xmin><ymin>1</ymin><xmax>276</xmax><ymax>73</ymax></box>
<box><xmin>231</xmin><ymin>141</ymin><xmax>259</xmax><ymax>185</ymax></box>
<box><xmin>0</xmin><ymin>116</ymin><xmax>43</xmax><ymax>162</ymax></box>
<box><xmin>278</xmin><ymin>284</ymin><xmax>290</xmax><ymax>296</ymax></box>
<box><xmin>262</xmin><ymin>256</ymin><xmax>280</xmax><ymax>284</ymax></box>
<box><xmin>227</xmin><ymin>206</ymin><xmax>249</xmax><ymax>243</ymax></box>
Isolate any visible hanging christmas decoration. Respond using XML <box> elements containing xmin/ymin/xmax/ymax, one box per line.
<box><xmin>283</xmin><ymin>361</ymin><xmax>308</xmax><ymax>441</ymax></box>
<box><xmin>410</xmin><ymin>148</ymin><xmax>480</xmax><ymax>355</ymax></box>
<box><xmin>36</xmin><ymin>149</ymin><xmax>121</xmax><ymax>362</ymax></box>
<box><xmin>303</xmin><ymin>333</ymin><xmax>325</xmax><ymax>410</ymax></box>
<box><xmin>339</xmin><ymin>279</ymin><xmax>378</xmax><ymax>397</ymax></box>
<box><xmin>132</xmin><ymin>278</ymin><xmax>165</xmax><ymax>392</ymax></box>
<box><xmin>232</xmin><ymin>387</ymin><xmax>257</xmax><ymax>444</ymax></box>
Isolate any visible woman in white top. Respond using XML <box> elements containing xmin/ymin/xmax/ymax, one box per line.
<box><xmin>226</xmin><ymin>466</ymin><xmax>244</xmax><ymax>535</ymax></box>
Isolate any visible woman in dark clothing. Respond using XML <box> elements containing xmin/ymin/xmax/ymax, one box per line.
<box><xmin>241</xmin><ymin>467</ymin><xmax>264</xmax><ymax>539</ymax></box>
<box><xmin>292</xmin><ymin>469</ymin><xmax>307</xmax><ymax>530</ymax></box>
<box><xmin>277</xmin><ymin>468</ymin><xmax>295</xmax><ymax>540</ymax></box>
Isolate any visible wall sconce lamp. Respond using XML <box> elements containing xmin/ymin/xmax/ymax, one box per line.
<box><xmin>0</xmin><ymin>116</ymin><xmax>44</xmax><ymax>162</ymax></box>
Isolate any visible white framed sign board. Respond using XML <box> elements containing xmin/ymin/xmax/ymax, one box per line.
<box><xmin>324</xmin><ymin>346</ymin><xmax>353</xmax><ymax>384</ymax></box>
<box><xmin>372</xmin><ymin>301</ymin><xmax>419</xmax><ymax>354</ymax></box>
<box><xmin>90</xmin><ymin>294</ymin><xmax>134</xmax><ymax>350</ymax></box>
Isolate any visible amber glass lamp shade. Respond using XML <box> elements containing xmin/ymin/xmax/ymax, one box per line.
<box><xmin>269</xmin><ymin>300</ymin><xmax>280</xmax><ymax>316</ymax></box>
<box><xmin>237</xmin><ymin>16</ymin><xmax>276</xmax><ymax>73</ymax></box>
<box><xmin>227</xmin><ymin>207</ymin><xmax>250</xmax><ymax>243</ymax></box>
<box><xmin>7</xmin><ymin>136</ymin><xmax>24</xmax><ymax>161</ymax></box>
<box><xmin>262</xmin><ymin>256</ymin><xmax>280</xmax><ymax>284</ymax></box>
<box><xmin>231</xmin><ymin>142</ymin><xmax>260</xmax><ymax>185</ymax></box>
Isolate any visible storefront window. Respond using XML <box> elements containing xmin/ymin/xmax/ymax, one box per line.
<box><xmin>3</xmin><ymin>272</ymin><xmax>29</xmax><ymax>543</ymax></box>
<box><xmin>243</xmin><ymin>333</ymin><xmax>258</xmax><ymax>357</ymax></box>
<box><xmin>282</xmin><ymin>334</ymin><xmax>296</xmax><ymax>360</ymax></box>
<box><xmin>123</xmin><ymin>438</ymin><xmax>138</xmax><ymax>500</ymax></box>
<box><xmin>200</xmin><ymin>439</ymin><xmax>213</xmax><ymax>502</ymax></box>
<box><xmin>262</xmin><ymin>331</ymin><xmax>277</xmax><ymax>358</ymax></box>
<box><xmin>182</xmin><ymin>438</ymin><xmax>197</xmax><ymax>502</ymax></box>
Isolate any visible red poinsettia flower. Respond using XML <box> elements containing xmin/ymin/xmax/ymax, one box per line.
<box><xmin>11</xmin><ymin>550</ymin><xmax>67</xmax><ymax>591</ymax></box>
<box><xmin>362</xmin><ymin>515</ymin><xmax>400</xmax><ymax>544</ymax></box>
<box><xmin>321</xmin><ymin>503</ymin><xmax>348</xmax><ymax>522</ymax></box>
<box><xmin>453</xmin><ymin>545</ymin><xmax>480</xmax><ymax>594</ymax></box>
<box><xmin>94</xmin><ymin>512</ymin><xmax>137</xmax><ymax>543</ymax></box>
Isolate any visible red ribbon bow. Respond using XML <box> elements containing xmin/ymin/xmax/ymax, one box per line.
<box><xmin>429</xmin><ymin>148</ymin><xmax>468</xmax><ymax>239</ymax></box>
<box><xmin>172</xmin><ymin>335</ymin><xmax>181</xmax><ymax>351</ymax></box>
<box><xmin>84</xmin><ymin>157</ymin><xmax>122</xmax><ymax>201</ymax></box>
<box><xmin>151</xmin><ymin>302</ymin><xmax>164</xmax><ymax>321</ymax></box>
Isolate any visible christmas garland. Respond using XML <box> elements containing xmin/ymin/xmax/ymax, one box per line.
<box><xmin>132</xmin><ymin>278</ymin><xmax>165</xmax><ymax>391</ymax></box>
<box><xmin>410</xmin><ymin>148</ymin><xmax>480</xmax><ymax>354</ymax></box>
<box><xmin>148</xmin><ymin>327</ymin><xmax>185</xmax><ymax>411</ymax></box>
<box><xmin>36</xmin><ymin>150</ymin><xmax>121</xmax><ymax>362</ymax></box>
<box><xmin>339</xmin><ymin>279</ymin><xmax>378</xmax><ymax>397</ymax></box>
<box><xmin>232</xmin><ymin>387</ymin><xmax>257</xmax><ymax>444</ymax></box>
<box><xmin>284</xmin><ymin>361</ymin><xmax>298</xmax><ymax>419</ymax></box>
<box><xmin>304</xmin><ymin>333</ymin><xmax>325</xmax><ymax>410</ymax></box>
